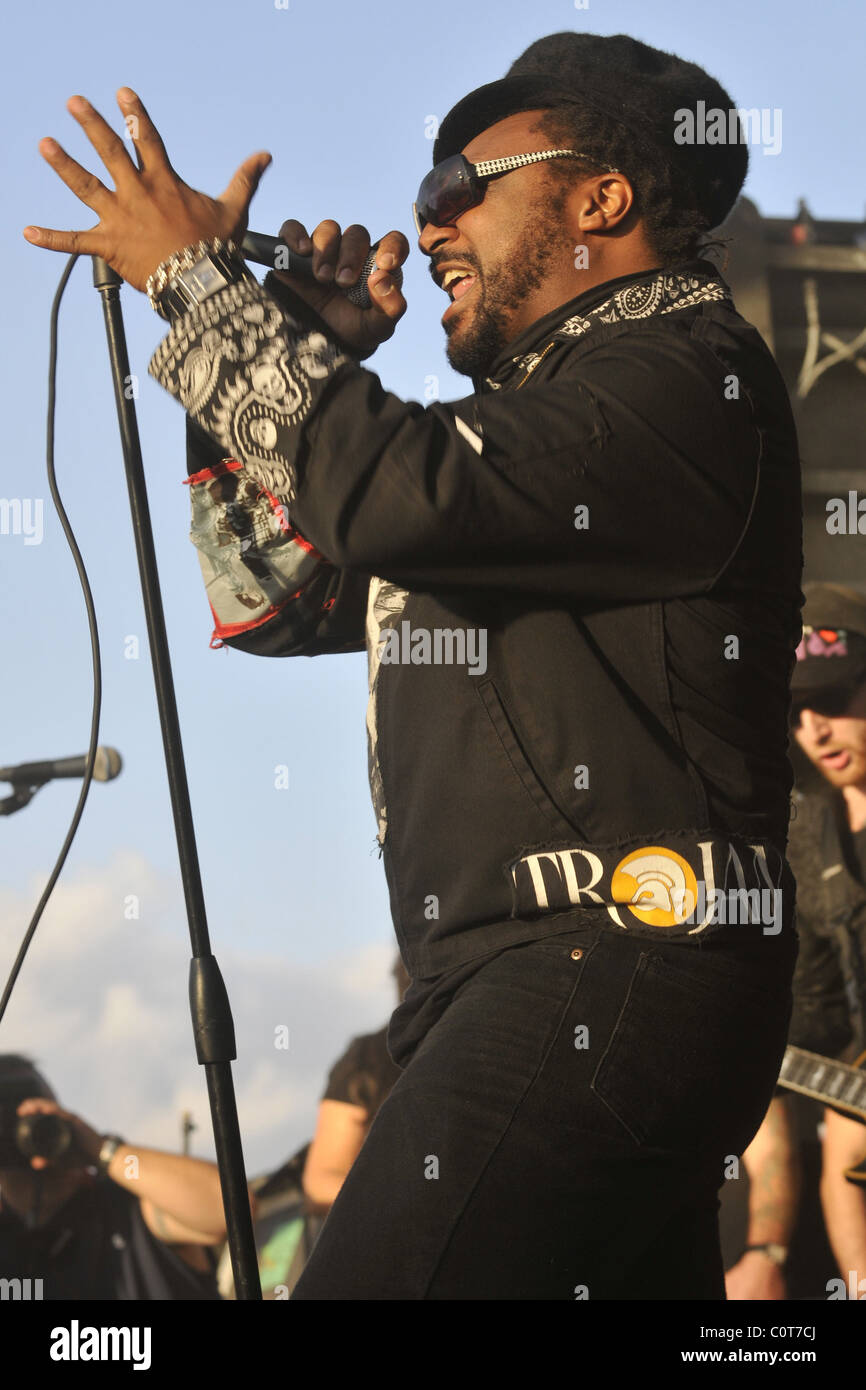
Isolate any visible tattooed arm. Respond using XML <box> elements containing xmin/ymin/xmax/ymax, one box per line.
<box><xmin>724</xmin><ymin>1094</ymin><xmax>800</xmax><ymax>1301</ymax></box>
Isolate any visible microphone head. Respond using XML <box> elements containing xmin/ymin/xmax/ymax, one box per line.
<box><xmin>93</xmin><ymin>746</ymin><xmax>123</xmax><ymax>782</ymax></box>
<box><xmin>348</xmin><ymin>249</ymin><xmax>404</xmax><ymax>309</ymax></box>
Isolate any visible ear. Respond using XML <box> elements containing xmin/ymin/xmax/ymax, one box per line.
<box><xmin>569</xmin><ymin>171</ymin><xmax>636</xmax><ymax>234</ymax></box>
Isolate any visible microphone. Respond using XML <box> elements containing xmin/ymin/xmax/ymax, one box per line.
<box><xmin>241</xmin><ymin>233</ymin><xmax>403</xmax><ymax>309</ymax></box>
<box><xmin>0</xmin><ymin>747</ymin><xmax>123</xmax><ymax>785</ymax></box>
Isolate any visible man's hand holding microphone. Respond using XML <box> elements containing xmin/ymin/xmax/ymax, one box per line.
<box><xmin>267</xmin><ymin>217</ymin><xmax>409</xmax><ymax>359</ymax></box>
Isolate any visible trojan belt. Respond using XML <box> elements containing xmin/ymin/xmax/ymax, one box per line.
<box><xmin>508</xmin><ymin>831</ymin><xmax>791</xmax><ymax>938</ymax></box>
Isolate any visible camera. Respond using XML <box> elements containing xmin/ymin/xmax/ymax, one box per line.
<box><xmin>0</xmin><ymin>1104</ymin><xmax>73</xmax><ymax>1168</ymax></box>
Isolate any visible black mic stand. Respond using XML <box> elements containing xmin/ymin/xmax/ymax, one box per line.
<box><xmin>91</xmin><ymin>256</ymin><xmax>261</xmax><ymax>1300</ymax></box>
<box><xmin>0</xmin><ymin>784</ymin><xmax>41</xmax><ymax>817</ymax></box>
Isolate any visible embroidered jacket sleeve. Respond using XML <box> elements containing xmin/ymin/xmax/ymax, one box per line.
<box><xmin>173</xmin><ymin>274</ymin><xmax>369</xmax><ymax>657</ymax></box>
<box><xmin>150</xmin><ymin>272</ymin><xmax>779</xmax><ymax>650</ymax></box>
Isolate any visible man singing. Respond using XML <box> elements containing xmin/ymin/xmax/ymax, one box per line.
<box><xmin>25</xmin><ymin>32</ymin><xmax>803</xmax><ymax>1298</ymax></box>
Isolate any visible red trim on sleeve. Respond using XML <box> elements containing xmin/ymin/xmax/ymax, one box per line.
<box><xmin>206</xmin><ymin>573</ymin><xmax>332</xmax><ymax>644</ymax></box>
<box><xmin>184</xmin><ymin>460</ymin><xmax>325</xmax><ymax>558</ymax></box>
<box><xmin>184</xmin><ymin>457</ymin><xmax>242</xmax><ymax>486</ymax></box>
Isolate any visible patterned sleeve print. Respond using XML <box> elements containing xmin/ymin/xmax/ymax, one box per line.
<box><xmin>149</xmin><ymin>275</ymin><xmax>353</xmax><ymax>508</ymax></box>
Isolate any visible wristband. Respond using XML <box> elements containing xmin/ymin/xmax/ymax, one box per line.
<box><xmin>743</xmin><ymin>1242</ymin><xmax>788</xmax><ymax>1266</ymax></box>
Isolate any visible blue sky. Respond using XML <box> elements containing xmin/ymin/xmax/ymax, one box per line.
<box><xmin>1</xmin><ymin>0</ymin><xmax>862</xmax><ymax>1173</ymax></box>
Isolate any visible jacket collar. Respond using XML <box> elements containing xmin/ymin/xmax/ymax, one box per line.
<box><xmin>479</xmin><ymin>258</ymin><xmax>733</xmax><ymax>391</ymax></box>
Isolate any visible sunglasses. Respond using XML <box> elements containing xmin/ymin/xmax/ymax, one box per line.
<box><xmin>412</xmin><ymin>149</ymin><xmax>618</xmax><ymax>235</ymax></box>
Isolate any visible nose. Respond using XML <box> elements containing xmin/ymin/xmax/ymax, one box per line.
<box><xmin>798</xmin><ymin>707</ymin><xmax>830</xmax><ymax>740</ymax></box>
<box><xmin>417</xmin><ymin>220</ymin><xmax>459</xmax><ymax>258</ymax></box>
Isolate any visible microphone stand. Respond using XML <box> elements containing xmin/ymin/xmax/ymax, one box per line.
<box><xmin>91</xmin><ymin>256</ymin><xmax>261</xmax><ymax>1300</ymax></box>
<box><xmin>0</xmin><ymin>784</ymin><xmax>41</xmax><ymax>816</ymax></box>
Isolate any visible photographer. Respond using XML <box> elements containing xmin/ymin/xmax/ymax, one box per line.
<box><xmin>0</xmin><ymin>1055</ymin><xmax>228</xmax><ymax>1299</ymax></box>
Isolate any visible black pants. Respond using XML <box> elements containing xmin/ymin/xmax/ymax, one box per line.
<box><xmin>292</xmin><ymin>920</ymin><xmax>797</xmax><ymax>1300</ymax></box>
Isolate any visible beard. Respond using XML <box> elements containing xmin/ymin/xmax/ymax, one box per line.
<box><xmin>443</xmin><ymin>190</ymin><xmax>567</xmax><ymax>378</ymax></box>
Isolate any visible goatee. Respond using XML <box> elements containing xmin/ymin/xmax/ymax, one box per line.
<box><xmin>443</xmin><ymin>189</ymin><xmax>568</xmax><ymax>378</ymax></box>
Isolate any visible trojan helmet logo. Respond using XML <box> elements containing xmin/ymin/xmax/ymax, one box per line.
<box><xmin>611</xmin><ymin>847</ymin><xmax>699</xmax><ymax>927</ymax></box>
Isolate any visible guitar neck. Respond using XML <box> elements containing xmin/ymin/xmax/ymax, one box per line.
<box><xmin>778</xmin><ymin>1045</ymin><xmax>866</xmax><ymax>1121</ymax></box>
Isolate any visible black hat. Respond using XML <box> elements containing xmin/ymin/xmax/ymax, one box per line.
<box><xmin>791</xmin><ymin>583</ymin><xmax>866</xmax><ymax>698</ymax></box>
<box><xmin>433</xmin><ymin>32</ymin><xmax>748</xmax><ymax>228</ymax></box>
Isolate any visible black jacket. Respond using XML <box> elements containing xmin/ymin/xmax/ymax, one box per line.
<box><xmin>787</xmin><ymin>789</ymin><xmax>866</xmax><ymax>1058</ymax></box>
<box><xmin>151</xmin><ymin>258</ymin><xmax>802</xmax><ymax>1018</ymax></box>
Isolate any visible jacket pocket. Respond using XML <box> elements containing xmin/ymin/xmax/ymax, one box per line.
<box><xmin>476</xmin><ymin>678</ymin><xmax>584</xmax><ymax>840</ymax></box>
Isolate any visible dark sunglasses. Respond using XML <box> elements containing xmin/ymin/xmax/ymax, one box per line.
<box><xmin>412</xmin><ymin>149</ymin><xmax>618</xmax><ymax>235</ymax></box>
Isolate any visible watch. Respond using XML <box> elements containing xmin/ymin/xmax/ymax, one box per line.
<box><xmin>157</xmin><ymin>244</ymin><xmax>247</xmax><ymax>321</ymax></box>
<box><xmin>743</xmin><ymin>1242</ymin><xmax>788</xmax><ymax>1266</ymax></box>
<box><xmin>97</xmin><ymin>1134</ymin><xmax>125</xmax><ymax>1175</ymax></box>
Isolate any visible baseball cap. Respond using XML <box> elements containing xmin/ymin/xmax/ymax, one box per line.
<box><xmin>791</xmin><ymin>583</ymin><xmax>866</xmax><ymax>699</ymax></box>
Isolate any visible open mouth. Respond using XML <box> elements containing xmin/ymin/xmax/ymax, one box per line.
<box><xmin>442</xmin><ymin>268</ymin><xmax>477</xmax><ymax>299</ymax></box>
<box><xmin>820</xmin><ymin>749</ymin><xmax>851</xmax><ymax>770</ymax></box>
<box><xmin>441</xmin><ymin>269</ymin><xmax>479</xmax><ymax>320</ymax></box>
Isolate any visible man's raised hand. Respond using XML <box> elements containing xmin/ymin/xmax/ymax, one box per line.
<box><xmin>23</xmin><ymin>88</ymin><xmax>272</xmax><ymax>292</ymax></box>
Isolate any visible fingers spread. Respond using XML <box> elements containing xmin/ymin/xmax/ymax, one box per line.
<box><xmin>66</xmin><ymin>94</ymin><xmax>135</xmax><ymax>184</ymax></box>
<box><xmin>116</xmin><ymin>87</ymin><xmax>170</xmax><ymax>174</ymax></box>
<box><xmin>38</xmin><ymin>136</ymin><xmax>111</xmax><ymax>211</ymax></box>
<box><xmin>335</xmin><ymin>223</ymin><xmax>371</xmax><ymax>287</ymax></box>
<box><xmin>221</xmin><ymin>151</ymin><xmax>272</xmax><ymax>224</ymax></box>
<box><xmin>23</xmin><ymin>222</ymin><xmax>100</xmax><ymax>256</ymax></box>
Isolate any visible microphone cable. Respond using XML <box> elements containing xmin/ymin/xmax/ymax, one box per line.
<box><xmin>0</xmin><ymin>253</ymin><xmax>104</xmax><ymax>1028</ymax></box>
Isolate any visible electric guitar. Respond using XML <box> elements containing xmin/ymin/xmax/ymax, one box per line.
<box><xmin>778</xmin><ymin>1045</ymin><xmax>866</xmax><ymax>1185</ymax></box>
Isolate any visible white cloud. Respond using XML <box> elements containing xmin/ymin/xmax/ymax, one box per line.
<box><xmin>0</xmin><ymin>852</ymin><xmax>398</xmax><ymax>1175</ymax></box>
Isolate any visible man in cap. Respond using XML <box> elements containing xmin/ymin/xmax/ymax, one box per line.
<box><xmin>25</xmin><ymin>32</ymin><xmax>803</xmax><ymax>1298</ymax></box>
<box><xmin>726</xmin><ymin>584</ymin><xmax>866</xmax><ymax>1300</ymax></box>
